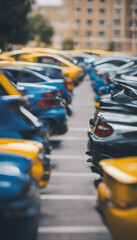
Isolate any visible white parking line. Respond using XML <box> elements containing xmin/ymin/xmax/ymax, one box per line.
<box><xmin>51</xmin><ymin>172</ymin><xmax>96</xmax><ymax>177</ymax></box>
<box><xmin>40</xmin><ymin>194</ymin><xmax>97</xmax><ymax>200</ymax></box>
<box><xmin>46</xmin><ymin>155</ymin><xmax>86</xmax><ymax>160</ymax></box>
<box><xmin>38</xmin><ymin>226</ymin><xmax>108</xmax><ymax>233</ymax></box>
<box><xmin>69</xmin><ymin>127</ymin><xmax>90</xmax><ymax>132</ymax></box>
<box><xmin>50</xmin><ymin>136</ymin><xmax>87</xmax><ymax>141</ymax></box>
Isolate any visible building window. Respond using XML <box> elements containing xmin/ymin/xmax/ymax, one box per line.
<box><xmin>99</xmin><ymin>31</ymin><xmax>105</xmax><ymax>37</ymax></box>
<box><xmin>87</xmin><ymin>0</ymin><xmax>93</xmax><ymax>2</ymax></box>
<box><xmin>99</xmin><ymin>20</ymin><xmax>105</xmax><ymax>25</ymax></box>
<box><xmin>61</xmin><ymin>8</ymin><xmax>67</xmax><ymax>14</ymax></box>
<box><xmin>99</xmin><ymin>43</ymin><xmax>105</xmax><ymax>49</ymax></box>
<box><xmin>100</xmin><ymin>9</ymin><xmax>105</xmax><ymax>14</ymax></box>
<box><xmin>87</xmin><ymin>42</ymin><xmax>91</xmax><ymax>48</ymax></box>
<box><xmin>115</xmin><ymin>0</ymin><xmax>121</xmax><ymax>4</ymax></box>
<box><xmin>40</xmin><ymin>9</ymin><xmax>45</xmax><ymax>15</ymax></box>
<box><xmin>87</xmin><ymin>8</ymin><xmax>92</xmax><ymax>14</ymax></box>
<box><xmin>100</xmin><ymin>0</ymin><xmax>105</xmax><ymax>2</ymax></box>
<box><xmin>76</xmin><ymin>8</ymin><xmax>81</xmax><ymax>13</ymax></box>
<box><xmin>87</xmin><ymin>20</ymin><xmax>92</xmax><ymax>25</ymax></box>
<box><xmin>74</xmin><ymin>31</ymin><xmax>78</xmax><ymax>36</ymax></box>
<box><xmin>53</xmin><ymin>8</ymin><xmax>57</xmax><ymax>13</ymax></box>
<box><xmin>134</xmin><ymin>9</ymin><xmax>137</xmax><ymax>15</ymax></box>
<box><xmin>114</xmin><ymin>30</ymin><xmax>120</xmax><ymax>37</ymax></box>
<box><xmin>75</xmin><ymin>19</ymin><xmax>80</xmax><ymax>25</ymax></box>
<box><xmin>51</xmin><ymin>20</ymin><xmax>57</xmax><ymax>25</ymax></box>
<box><xmin>115</xmin><ymin>8</ymin><xmax>121</xmax><ymax>14</ymax></box>
<box><xmin>114</xmin><ymin>19</ymin><xmax>121</xmax><ymax>25</ymax></box>
<box><xmin>86</xmin><ymin>31</ymin><xmax>92</xmax><ymax>36</ymax></box>
<box><xmin>114</xmin><ymin>43</ymin><xmax>121</xmax><ymax>50</ymax></box>
<box><xmin>74</xmin><ymin>42</ymin><xmax>78</xmax><ymax>46</ymax></box>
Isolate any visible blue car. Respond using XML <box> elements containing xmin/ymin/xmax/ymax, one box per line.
<box><xmin>2</xmin><ymin>69</ymin><xmax>68</xmax><ymax>135</ymax></box>
<box><xmin>0</xmin><ymin>151</ymin><xmax>40</xmax><ymax>240</ymax></box>
<box><xmin>1</xmin><ymin>65</ymin><xmax>73</xmax><ymax>104</ymax></box>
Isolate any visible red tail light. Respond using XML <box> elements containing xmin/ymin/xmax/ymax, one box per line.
<box><xmin>94</xmin><ymin>119</ymin><xmax>114</xmax><ymax>138</ymax></box>
<box><xmin>37</xmin><ymin>99</ymin><xmax>58</xmax><ymax>108</ymax></box>
<box><xmin>63</xmin><ymin>80</ymin><xmax>74</xmax><ymax>90</ymax></box>
<box><xmin>41</xmin><ymin>91</ymin><xmax>58</xmax><ymax>98</ymax></box>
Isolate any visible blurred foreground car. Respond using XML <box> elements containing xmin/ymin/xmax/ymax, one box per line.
<box><xmin>98</xmin><ymin>157</ymin><xmax>137</xmax><ymax>240</ymax></box>
<box><xmin>0</xmin><ymin>151</ymin><xmax>40</xmax><ymax>240</ymax></box>
<box><xmin>0</xmin><ymin>138</ymin><xmax>49</xmax><ymax>188</ymax></box>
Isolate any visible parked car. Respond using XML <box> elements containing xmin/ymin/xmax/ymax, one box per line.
<box><xmin>0</xmin><ymin>151</ymin><xmax>40</xmax><ymax>240</ymax></box>
<box><xmin>1</xmin><ymin>68</ymin><xmax>69</xmax><ymax>134</ymax></box>
<box><xmin>0</xmin><ymin>65</ymin><xmax>73</xmax><ymax>104</ymax></box>
<box><xmin>18</xmin><ymin>52</ymin><xmax>85</xmax><ymax>86</ymax></box>
<box><xmin>98</xmin><ymin>156</ymin><xmax>137</xmax><ymax>240</ymax></box>
<box><xmin>87</xmin><ymin>79</ymin><xmax>137</xmax><ymax>175</ymax></box>
<box><xmin>0</xmin><ymin>138</ymin><xmax>50</xmax><ymax>188</ymax></box>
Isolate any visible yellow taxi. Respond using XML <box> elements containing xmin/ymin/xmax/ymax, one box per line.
<box><xmin>18</xmin><ymin>52</ymin><xmax>84</xmax><ymax>86</ymax></box>
<box><xmin>98</xmin><ymin>156</ymin><xmax>137</xmax><ymax>240</ymax></box>
<box><xmin>0</xmin><ymin>138</ymin><xmax>49</xmax><ymax>188</ymax></box>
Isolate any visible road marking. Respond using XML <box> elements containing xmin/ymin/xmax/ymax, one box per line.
<box><xmin>69</xmin><ymin>127</ymin><xmax>90</xmax><ymax>132</ymax></box>
<box><xmin>46</xmin><ymin>155</ymin><xmax>86</xmax><ymax>160</ymax></box>
<box><xmin>50</xmin><ymin>136</ymin><xmax>87</xmax><ymax>141</ymax></box>
<box><xmin>38</xmin><ymin>226</ymin><xmax>108</xmax><ymax>233</ymax></box>
<box><xmin>51</xmin><ymin>172</ymin><xmax>97</xmax><ymax>178</ymax></box>
<box><xmin>40</xmin><ymin>194</ymin><xmax>97</xmax><ymax>200</ymax></box>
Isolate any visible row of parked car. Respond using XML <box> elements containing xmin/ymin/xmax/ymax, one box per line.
<box><xmin>86</xmin><ymin>54</ymin><xmax>137</xmax><ymax>240</ymax></box>
<box><xmin>0</xmin><ymin>47</ymin><xmax>91</xmax><ymax>240</ymax></box>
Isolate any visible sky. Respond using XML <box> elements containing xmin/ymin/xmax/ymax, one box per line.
<box><xmin>36</xmin><ymin>0</ymin><xmax>63</xmax><ymax>6</ymax></box>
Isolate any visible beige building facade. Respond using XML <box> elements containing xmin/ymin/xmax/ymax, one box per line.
<box><xmin>36</xmin><ymin>0</ymin><xmax>137</xmax><ymax>53</ymax></box>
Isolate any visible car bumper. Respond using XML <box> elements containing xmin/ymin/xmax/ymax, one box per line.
<box><xmin>98</xmin><ymin>182</ymin><xmax>137</xmax><ymax>240</ymax></box>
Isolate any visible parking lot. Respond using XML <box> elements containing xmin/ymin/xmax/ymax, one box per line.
<box><xmin>39</xmin><ymin>76</ymin><xmax>112</xmax><ymax>240</ymax></box>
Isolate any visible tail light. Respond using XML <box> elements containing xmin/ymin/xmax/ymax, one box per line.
<box><xmin>37</xmin><ymin>99</ymin><xmax>58</xmax><ymax>108</ymax></box>
<box><xmin>63</xmin><ymin>80</ymin><xmax>74</xmax><ymax>90</ymax></box>
<box><xmin>41</xmin><ymin>91</ymin><xmax>58</xmax><ymax>98</ymax></box>
<box><xmin>94</xmin><ymin>119</ymin><xmax>114</xmax><ymax>138</ymax></box>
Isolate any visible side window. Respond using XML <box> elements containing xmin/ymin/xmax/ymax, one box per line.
<box><xmin>18</xmin><ymin>71</ymin><xmax>44</xmax><ymax>83</ymax></box>
<box><xmin>108</xmin><ymin>60</ymin><xmax>126</xmax><ymax>66</ymax></box>
<box><xmin>0</xmin><ymin>85</ymin><xmax>8</xmax><ymax>96</ymax></box>
<box><xmin>38</xmin><ymin>57</ymin><xmax>67</xmax><ymax>67</ymax></box>
<box><xmin>5</xmin><ymin>70</ymin><xmax>19</xmax><ymax>83</ymax></box>
<box><xmin>45</xmin><ymin>68</ymin><xmax>61</xmax><ymax>79</ymax></box>
<box><xmin>131</xmin><ymin>72</ymin><xmax>137</xmax><ymax>77</ymax></box>
<box><xmin>38</xmin><ymin>57</ymin><xmax>58</xmax><ymax>65</ymax></box>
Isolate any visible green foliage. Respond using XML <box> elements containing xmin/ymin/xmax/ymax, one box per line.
<box><xmin>62</xmin><ymin>38</ymin><xmax>74</xmax><ymax>50</ymax></box>
<box><xmin>0</xmin><ymin>0</ymin><xmax>34</xmax><ymax>50</ymax></box>
<box><xmin>28</xmin><ymin>14</ymin><xmax>54</xmax><ymax>45</ymax></box>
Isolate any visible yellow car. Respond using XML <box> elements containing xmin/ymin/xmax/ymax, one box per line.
<box><xmin>0</xmin><ymin>49</ymin><xmax>34</xmax><ymax>61</ymax></box>
<box><xmin>0</xmin><ymin>73</ymin><xmax>50</xmax><ymax>188</ymax></box>
<box><xmin>0</xmin><ymin>138</ymin><xmax>49</xmax><ymax>188</ymax></box>
<box><xmin>0</xmin><ymin>72</ymin><xmax>21</xmax><ymax>95</ymax></box>
<box><xmin>0</xmin><ymin>55</ymin><xmax>14</xmax><ymax>61</ymax></box>
<box><xmin>98</xmin><ymin>156</ymin><xmax>137</xmax><ymax>240</ymax></box>
<box><xmin>19</xmin><ymin>52</ymin><xmax>84</xmax><ymax>86</ymax></box>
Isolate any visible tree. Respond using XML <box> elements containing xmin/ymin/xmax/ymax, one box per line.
<box><xmin>28</xmin><ymin>14</ymin><xmax>54</xmax><ymax>46</ymax></box>
<box><xmin>62</xmin><ymin>38</ymin><xmax>74</xmax><ymax>50</ymax></box>
<box><xmin>0</xmin><ymin>0</ymin><xmax>34</xmax><ymax>50</ymax></box>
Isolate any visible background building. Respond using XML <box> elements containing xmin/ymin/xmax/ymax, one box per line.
<box><xmin>36</xmin><ymin>0</ymin><xmax>137</xmax><ymax>53</ymax></box>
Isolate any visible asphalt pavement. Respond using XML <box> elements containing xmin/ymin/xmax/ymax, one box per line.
<box><xmin>39</xmin><ymin>76</ymin><xmax>113</xmax><ymax>240</ymax></box>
